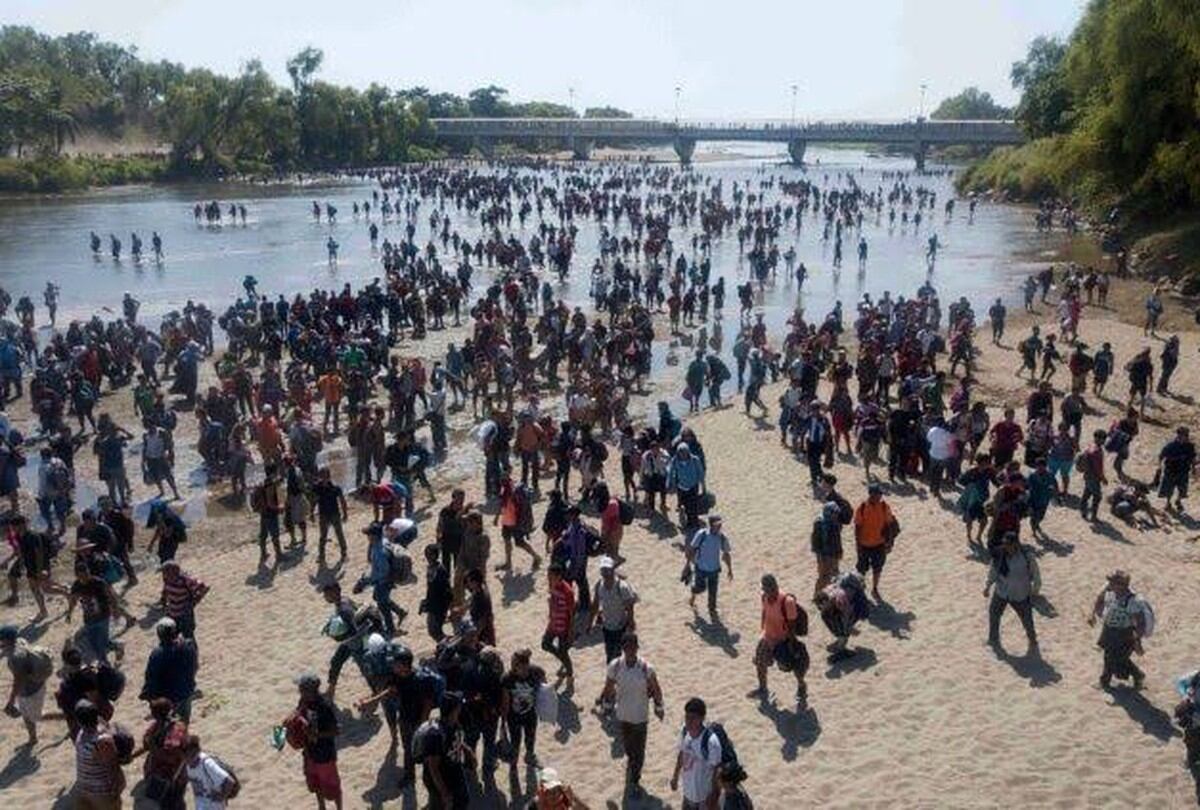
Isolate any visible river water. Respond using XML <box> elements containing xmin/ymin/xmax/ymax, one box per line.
<box><xmin>0</xmin><ymin>143</ymin><xmax>1061</xmax><ymax>527</ymax></box>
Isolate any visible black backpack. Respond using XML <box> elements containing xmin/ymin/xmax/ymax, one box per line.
<box><xmin>617</xmin><ymin>499</ymin><xmax>635</xmax><ymax>526</ymax></box>
<box><xmin>697</xmin><ymin>722</ymin><xmax>738</xmax><ymax>768</ymax></box>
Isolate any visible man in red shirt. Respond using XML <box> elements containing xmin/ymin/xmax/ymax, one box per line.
<box><xmin>988</xmin><ymin>407</ymin><xmax>1024</xmax><ymax>467</ymax></box>
<box><xmin>542</xmin><ymin>564</ymin><xmax>576</xmax><ymax>688</ymax></box>
<box><xmin>600</xmin><ymin>496</ymin><xmax>625</xmax><ymax>565</ymax></box>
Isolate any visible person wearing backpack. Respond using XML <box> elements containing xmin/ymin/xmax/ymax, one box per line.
<box><xmin>183</xmin><ymin>734</ymin><xmax>238</xmax><ymax>809</ymax></box>
<box><xmin>414</xmin><ymin>692</ymin><xmax>471</xmax><ymax>809</ymax></box>
<box><xmin>353</xmin><ymin>522</ymin><xmax>407</xmax><ymax>637</ymax></box>
<box><xmin>983</xmin><ymin>532</ymin><xmax>1041</xmax><ymax>656</ymax></box>
<box><xmin>1089</xmin><ymin>570</ymin><xmax>1150</xmax><ymax>690</ymax></box>
<box><xmin>494</xmin><ymin>476</ymin><xmax>542</xmax><ymax>572</ymax></box>
<box><xmin>356</xmin><ymin>646</ymin><xmax>438</xmax><ymax>788</ymax></box>
<box><xmin>752</xmin><ymin>575</ymin><xmax>810</xmax><ymax>707</ymax></box>
<box><xmin>1</xmin><ymin>624</ymin><xmax>54</xmax><ymax>745</ymax></box>
<box><xmin>671</xmin><ymin>697</ymin><xmax>724</xmax><ymax>810</ymax></box>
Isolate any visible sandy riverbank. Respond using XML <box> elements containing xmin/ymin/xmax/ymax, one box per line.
<box><xmin>2</xmin><ymin>279</ymin><xmax>1200</xmax><ymax>808</ymax></box>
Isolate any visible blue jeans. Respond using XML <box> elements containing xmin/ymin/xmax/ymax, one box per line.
<box><xmin>691</xmin><ymin>568</ymin><xmax>720</xmax><ymax>613</ymax></box>
<box><xmin>372</xmin><ymin>583</ymin><xmax>405</xmax><ymax>636</ymax></box>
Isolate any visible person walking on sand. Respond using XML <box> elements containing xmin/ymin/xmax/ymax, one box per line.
<box><xmin>0</xmin><ymin>625</ymin><xmax>54</xmax><ymax>746</ymax></box>
<box><xmin>810</xmin><ymin>502</ymin><xmax>844</xmax><ymax>600</ymax></box>
<box><xmin>1156</xmin><ymin>426</ymin><xmax>1197</xmax><ymax>512</ymax></box>
<box><xmin>687</xmin><ymin>514</ymin><xmax>732</xmax><ymax>620</ymax></box>
<box><xmin>1078</xmin><ymin>430</ymin><xmax>1108</xmax><ymax>523</ymax></box>
<box><xmin>286</xmin><ymin>673</ymin><xmax>342</xmax><ymax>810</ymax></box>
<box><xmin>984</xmin><ymin>532</ymin><xmax>1040</xmax><ymax>655</ymax></box>
<box><xmin>589</xmin><ymin>556</ymin><xmax>638</xmax><ymax>667</ymax></box>
<box><xmin>542</xmin><ymin>563</ymin><xmax>577</xmax><ymax>689</ymax></box>
<box><xmin>853</xmin><ymin>484</ymin><xmax>898</xmax><ymax>601</ymax></box>
<box><xmin>671</xmin><ymin>697</ymin><xmax>723</xmax><ymax>810</ymax></box>
<box><xmin>1089</xmin><ymin>570</ymin><xmax>1150</xmax><ymax>690</ymax></box>
<box><xmin>72</xmin><ymin>697</ymin><xmax>126</xmax><ymax>809</ymax></box>
<box><xmin>751</xmin><ymin>574</ymin><xmax>809</xmax><ymax>707</ymax></box>
<box><xmin>596</xmin><ymin>632</ymin><xmax>664</xmax><ymax>798</ymax></box>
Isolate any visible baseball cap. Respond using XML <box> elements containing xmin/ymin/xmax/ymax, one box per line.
<box><xmin>598</xmin><ymin>556</ymin><xmax>615</xmax><ymax>571</ymax></box>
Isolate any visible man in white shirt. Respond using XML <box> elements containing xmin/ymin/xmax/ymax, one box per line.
<box><xmin>671</xmin><ymin>697</ymin><xmax>722</xmax><ymax>809</ymax></box>
<box><xmin>925</xmin><ymin>417</ymin><xmax>956</xmax><ymax>496</ymax></box>
<box><xmin>183</xmin><ymin>735</ymin><xmax>235</xmax><ymax>809</ymax></box>
<box><xmin>597</xmin><ymin>633</ymin><xmax>663</xmax><ymax>798</ymax></box>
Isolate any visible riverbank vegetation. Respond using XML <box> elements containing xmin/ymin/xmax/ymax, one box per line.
<box><xmin>0</xmin><ymin>27</ymin><xmax>629</xmax><ymax>190</ymax></box>
<box><xmin>958</xmin><ymin>0</ymin><xmax>1200</xmax><ymax>220</ymax></box>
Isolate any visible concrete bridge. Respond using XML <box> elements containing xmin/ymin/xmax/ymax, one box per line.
<box><xmin>431</xmin><ymin>117</ymin><xmax>1025</xmax><ymax>169</ymax></box>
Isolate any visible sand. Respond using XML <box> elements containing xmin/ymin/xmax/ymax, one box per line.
<box><xmin>2</xmin><ymin>282</ymin><xmax>1200</xmax><ymax>809</ymax></box>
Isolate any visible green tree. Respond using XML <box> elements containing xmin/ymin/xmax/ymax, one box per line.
<box><xmin>930</xmin><ymin>87</ymin><xmax>1011</xmax><ymax>120</ymax></box>
<box><xmin>1010</xmin><ymin>36</ymin><xmax>1073</xmax><ymax>138</ymax></box>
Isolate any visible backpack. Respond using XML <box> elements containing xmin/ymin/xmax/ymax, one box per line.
<box><xmin>411</xmin><ymin>719</ymin><xmax>442</xmax><ymax>765</ymax></box>
<box><xmin>514</xmin><ymin>484</ymin><xmax>536</xmax><ymax>534</ymax></box>
<box><xmin>617</xmin><ymin>498</ymin><xmax>635</xmax><ymax>526</ymax></box>
<box><xmin>48</xmin><ymin>463</ymin><xmax>72</xmax><ymax>496</ymax></box>
<box><xmin>583</xmin><ymin>525</ymin><xmax>604</xmax><ymax>557</ymax></box>
<box><xmin>1136</xmin><ymin>594</ymin><xmax>1156</xmax><ymax>638</ymax></box>
<box><xmin>112</xmin><ymin>724</ymin><xmax>137</xmax><ymax>765</ymax></box>
<box><xmin>207</xmin><ymin>754</ymin><xmax>242</xmax><ymax>799</ymax></box>
<box><xmin>27</xmin><ymin>645</ymin><xmax>54</xmax><ymax>684</ymax></box>
<box><xmin>1105</xmin><ymin>430</ymin><xmax>1131</xmax><ymax>454</ymax></box>
<box><xmin>385</xmin><ymin>542</ymin><xmax>413</xmax><ymax>584</ymax></box>
<box><xmin>696</xmin><ymin>722</ymin><xmax>738</xmax><ymax>769</ymax></box>
<box><xmin>414</xmin><ymin>665</ymin><xmax>447</xmax><ymax>707</ymax></box>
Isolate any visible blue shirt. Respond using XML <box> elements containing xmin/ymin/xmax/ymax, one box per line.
<box><xmin>667</xmin><ymin>455</ymin><xmax>705</xmax><ymax>492</ymax></box>
<box><xmin>690</xmin><ymin>529</ymin><xmax>729</xmax><ymax>573</ymax></box>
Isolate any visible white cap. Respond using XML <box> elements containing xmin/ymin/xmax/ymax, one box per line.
<box><xmin>598</xmin><ymin>556</ymin><xmax>615</xmax><ymax>571</ymax></box>
<box><xmin>538</xmin><ymin>767</ymin><xmax>563</xmax><ymax>790</ymax></box>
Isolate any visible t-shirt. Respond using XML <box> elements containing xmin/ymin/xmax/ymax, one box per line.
<box><xmin>607</xmin><ymin>656</ymin><xmax>654</xmax><ymax>724</ymax></box>
<box><xmin>311</xmin><ymin>480</ymin><xmax>344</xmax><ymax>519</ymax></box>
<box><xmin>677</xmin><ymin>728</ymin><xmax>722</xmax><ymax>803</ymax></box>
<box><xmin>690</xmin><ymin>529</ymin><xmax>729</xmax><ymax>573</ymax></box>
<box><xmin>436</xmin><ymin>507</ymin><xmax>464</xmax><ymax>554</ymax></box>
<box><xmin>593</xmin><ymin>578</ymin><xmax>638</xmax><ymax>633</ymax></box>
<box><xmin>187</xmin><ymin>753</ymin><xmax>232</xmax><ymax>810</ymax></box>
<box><xmin>761</xmin><ymin>594</ymin><xmax>800</xmax><ymax>643</ymax></box>
<box><xmin>71</xmin><ymin>579</ymin><xmax>111</xmax><ymax>624</ymax></box>
<box><xmin>853</xmin><ymin>500</ymin><xmax>893</xmax><ymax>549</ymax></box>
<box><xmin>990</xmin><ymin>421</ymin><xmax>1023</xmax><ymax>451</ymax></box>
<box><xmin>500</xmin><ymin>667</ymin><xmax>545</xmax><ymax>718</ymax></box>
<box><xmin>926</xmin><ymin>426</ymin><xmax>956</xmax><ymax>461</ymax></box>
<box><xmin>302</xmin><ymin>696</ymin><xmax>339</xmax><ymax>763</ymax></box>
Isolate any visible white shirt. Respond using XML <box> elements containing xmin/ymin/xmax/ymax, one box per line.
<box><xmin>187</xmin><ymin>753</ymin><xmax>232</xmax><ymax>810</ymax></box>
<box><xmin>607</xmin><ymin>656</ymin><xmax>654</xmax><ymax>724</ymax></box>
<box><xmin>677</xmin><ymin>727</ymin><xmax>721</xmax><ymax>803</ymax></box>
<box><xmin>927</xmin><ymin>426</ymin><xmax>956</xmax><ymax>461</ymax></box>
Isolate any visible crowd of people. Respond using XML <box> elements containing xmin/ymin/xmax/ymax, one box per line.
<box><xmin>0</xmin><ymin>157</ymin><xmax>1196</xmax><ymax>808</ymax></box>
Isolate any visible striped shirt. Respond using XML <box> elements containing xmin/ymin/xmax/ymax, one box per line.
<box><xmin>162</xmin><ymin>573</ymin><xmax>206</xmax><ymax>619</ymax></box>
<box><xmin>75</xmin><ymin>727</ymin><xmax>121</xmax><ymax>797</ymax></box>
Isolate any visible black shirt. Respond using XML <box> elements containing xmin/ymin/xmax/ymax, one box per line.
<box><xmin>437</xmin><ymin>507</ymin><xmax>464</xmax><ymax>554</ymax></box>
<box><xmin>311</xmin><ymin>480</ymin><xmax>344</xmax><ymax>519</ymax></box>
<box><xmin>302</xmin><ymin>695</ymin><xmax>339</xmax><ymax>763</ymax></box>
<box><xmin>425</xmin><ymin>562</ymin><xmax>453</xmax><ymax>614</ymax></box>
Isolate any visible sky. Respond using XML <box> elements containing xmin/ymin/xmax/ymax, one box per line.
<box><xmin>7</xmin><ymin>0</ymin><xmax>1085</xmax><ymax>120</ymax></box>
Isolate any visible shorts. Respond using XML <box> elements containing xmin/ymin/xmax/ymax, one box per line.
<box><xmin>855</xmin><ymin>545</ymin><xmax>888</xmax><ymax>576</ymax></box>
<box><xmin>1048</xmin><ymin>456</ymin><xmax>1073</xmax><ymax>479</ymax></box>
<box><xmin>501</xmin><ymin>526</ymin><xmax>528</xmax><ymax>544</ymax></box>
<box><xmin>303</xmin><ymin>757</ymin><xmax>342</xmax><ymax>801</ymax></box>
<box><xmin>145</xmin><ymin>457</ymin><xmax>171</xmax><ymax>481</ymax></box>
<box><xmin>642</xmin><ymin>473</ymin><xmax>665</xmax><ymax>494</ymax></box>
<box><xmin>15</xmin><ymin>685</ymin><xmax>45</xmax><ymax>724</ymax></box>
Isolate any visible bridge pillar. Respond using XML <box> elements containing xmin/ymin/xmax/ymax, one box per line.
<box><xmin>787</xmin><ymin>139</ymin><xmax>807</xmax><ymax>165</ymax></box>
<box><xmin>914</xmin><ymin>141</ymin><xmax>927</xmax><ymax>172</ymax></box>
<box><xmin>568</xmin><ymin>137</ymin><xmax>594</xmax><ymax>161</ymax></box>
<box><xmin>673</xmin><ymin>137</ymin><xmax>696</xmax><ymax>164</ymax></box>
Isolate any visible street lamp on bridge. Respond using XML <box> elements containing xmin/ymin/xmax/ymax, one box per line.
<box><xmin>919</xmin><ymin>82</ymin><xmax>928</xmax><ymax>121</ymax></box>
<box><xmin>568</xmin><ymin>86</ymin><xmax>575</xmax><ymax>116</ymax></box>
<box><xmin>674</xmin><ymin>85</ymin><xmax>682</xmax><ymax>125</ymax></box>
<box><xmin>790</xmin><ymin>83</ymin><xmax>798</xmax><ymax>129</ymax></box>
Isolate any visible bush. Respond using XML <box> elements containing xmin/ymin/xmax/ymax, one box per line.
<box><xmin>0</xmin><ymin>154</ymin><xmax>167</xmax><ymax>192</ymax></box>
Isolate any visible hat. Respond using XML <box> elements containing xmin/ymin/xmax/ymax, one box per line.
<box><xmin>0</xmin><ymin>625</ymin><xmax>18</xmax><ymax>644</ymax></box>
<box><xmin>294</xmin><ymin>672</ymin><xmax>322</xmax><ymax>690</ymax></box>
<box><xmin>708</xmin><ymin>513</ymin><xmax>723</xmax><ymax>524</ymax></box>
<box><xmin>598</xmin><ymin>556</ymin><xmax>615</xmax><ymax>571</ymax></box>
<box><xmin>867</xmin><ymin>482</ymin><xmax>882</xmax><ymax>495</ymax></box>
<box><xmin>156</xmin><ymin>617</ymin><xmax>177</xmax><ymax>633</ymax></box>
<box><xmin>1107</xmin><ymin>569</ymin><xmax>1131</xmax><ymax>585</ymax></box>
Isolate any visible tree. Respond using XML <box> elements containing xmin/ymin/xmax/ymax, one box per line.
<box><xmin>930</xmin><ymin>87</ymin><xmax>1010</xmax><ymax>121</ymax></box>
<box><xmin>1010</xmin><ymin>36</ymin><xmax>1073</xmax><ymax>138</ymax></box>
<box><xmin>584</xmin><ymin>105</ymin><xmax>632</xmax><ymax>119</ymax></box>
<box><xmin>285</xmin><ymin>46</ymin><xmax>323</xmax><ymax>94</ymax></box>
<box><xmin>468</xmin><ymin>85</ymin><xmax>510</xmax><ymax>117</ymax></box>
